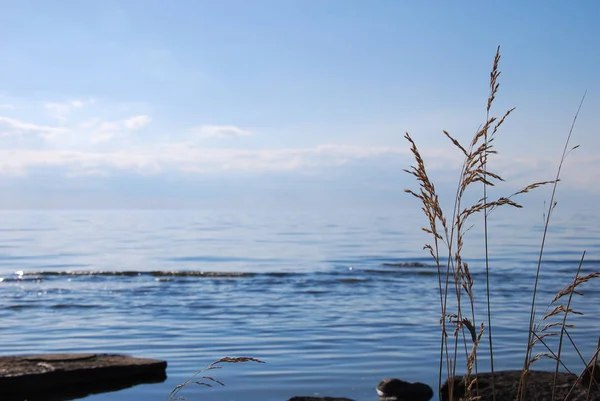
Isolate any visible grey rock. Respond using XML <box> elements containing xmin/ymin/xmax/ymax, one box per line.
<box><xmin>441</xmin><ymin>370</ymin><xmax>600</xmax><ymax>401</ymax></box>
<box><xmin>0</xmin><ymin>353</ymin><xmax>166</xmax><ymax>400</ymax></box>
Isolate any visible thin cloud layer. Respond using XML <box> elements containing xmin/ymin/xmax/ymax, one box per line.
<box><xmin>0</xmin><ymin>116</ymin><xmax>68</xmax><ymax>134</ymax></box>
<box><xmin>0</xmin><ymin>143</ymin><xmax>410</xmax><ymax>176</ymax></box>
<box><xmin>45</xmin><ymin>99</ymin><xmax>95</xmax><ymax>122</ymax></box>
<box><xmin>124</xmin><ymin>115</ymin><xmax>151</xmax><ymax>130</ymax></box>
<box><xmin>0</xmin><ymin>102</ymin><xmax>410</xmax><ymax>175</ymax></box>
<box><xmin>193</xmin><ymin>125</ymin><xmax>253</xmax><ymax>139</ymax></box>
<box><xmin>0</xmin><ymin>98</ymin><xmax>597</xmax><ymax>198</ymax></box>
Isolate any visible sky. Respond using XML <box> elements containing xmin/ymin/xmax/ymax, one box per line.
<box><xmin>0</xmin><ymin>0</ymin><xmax>598</xmax><ymax>210</ymax></box>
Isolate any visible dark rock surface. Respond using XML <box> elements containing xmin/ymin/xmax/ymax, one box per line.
<box><xmin>583</xmin><ymin>361</ymin><xmax>600</xmax><ymax>388</ymax></box>
<box><xmin>376</xmin><ymin>378</ymin><xmax>434</xmax><ymax>401</ymax></box>
<box><xmin>441</xmin><ymin>369</ymin><xmax>600</xmax><ymax>401</ymax></box>
<box><xmin>0</xmin><ymin>353</ymin><xmax>167</xmax><ymax>400</ymax></box>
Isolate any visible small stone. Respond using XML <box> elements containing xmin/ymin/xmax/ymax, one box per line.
<box><xmin>376</xmin><ymin>378</ymin><xmax>434</xmax><ymax>401</ymax></box>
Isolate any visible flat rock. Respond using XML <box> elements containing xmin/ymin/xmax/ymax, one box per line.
<box><xmin>0</xmin><ymin>353</ymin><xmax>167</xmax><ymax>400</ymax></box>
<box><xmin>441</xmin><ymin>370</ymin><xmax>600</xmax><ymax>401</ymax></box>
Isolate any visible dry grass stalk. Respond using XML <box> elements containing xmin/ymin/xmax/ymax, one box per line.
<box><xmin>405</xmin><ymin>47</ymin><xmax>599</xmax><ymax>401</ymax></box>
<box><xmin>405</xmin><ymin>46</ymin><xmax>553</xmax><ymax>401</ymax></box>
<box><xmin>516</xmin><ymin>91</ymin><xmax>597</xmax><ymax>401</ymax></box>
<box><xmin>169</xmin><ymin>356</ymin><xmax>264</xmax><ymax>401</ymax></box>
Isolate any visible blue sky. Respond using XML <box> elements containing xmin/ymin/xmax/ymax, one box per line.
<box><xmin>0</xmin><ymin>1</ymin><xmax>598</xmax><ymax>209</ymax></box>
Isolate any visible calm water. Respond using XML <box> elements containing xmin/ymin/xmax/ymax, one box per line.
<box><xmin>1</xmin><ymin>209</ymin><xmax>599</xmax><ymax>401</ymax></box>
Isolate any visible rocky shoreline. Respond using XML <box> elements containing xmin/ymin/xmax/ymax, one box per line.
<box><xmin>289</xmin><ymin>364</ymin><xmax>600</xmax><ymax>401</ymax></box>
<box><xmin>440</xmin><ymin>368</ymin><xmax>600</xmax><ymax>401</ymax></box>
<box><xmin>1</xmin><ymin>353</ymin><xmax>598</xmax><ymax>401</ymax></box>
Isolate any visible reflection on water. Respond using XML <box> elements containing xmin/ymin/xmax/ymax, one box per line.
<box><xmin>1</xmin><ymin>210</ymin><xmax>599</xmax><ymax>401</ymax></box>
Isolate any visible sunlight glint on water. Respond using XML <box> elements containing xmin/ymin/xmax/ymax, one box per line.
<box><xmin>1</xmin><ymin>210</ymin><xmax>599</xmax><ymax>401</ymax></box>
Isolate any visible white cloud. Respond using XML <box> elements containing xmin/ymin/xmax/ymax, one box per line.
<box><xmin>45</xmin><ymin>98</ymin><xmax>95</xmax><ymax>122</ymax></box>
<box><xmin>0</xmin><ymin>116</ymin><xmax>68</xmax><ymax>134</ymax></box>
<box><xmin>98</xmin><ymin>122</ymin><xmax>119</xmax><ymax>131</ymax></box>
<box><xmin>193</xmin><ymin>125</ymin><xmax>253</xmax><ymax>139</ymax></box>
<box><xmin>0</xmin><ymin>111</ymin><xmax>597</xmax><ymax>194</ymax></box>
<box><xmin>66</xmin><ymin>168</ymin><xmax>109</xmax><ymax>177</ymax></box>
<box><xmin>89</xmin><ymin>121</ymin><xmax>120</xmax><ymax>143</ymax></box>
<box><xmin>90</xmin><ymin>132</ymin><xmax>115</xmax><ymax>144</ymax></box>
<box><xmin>0</xmin><ymin>144</ymin><xmax>406</xmax><ymax>176</ymax></box>
<box><xmin>79</xmin><ymin>119</ymin><xmax>100</xmax><ymax>129</ymax></box>
<box><xmin>0</xmin><ymin>98</ymin><xmax>597</xmax><ymax>196</ymax></box>
<box><xmin>124</xmin><ymin>115</ymin><xmax>151</xmax><ymax>130</ymax></box>
<box><xmin>70</xmin><ymin>99</ymin><xmax>92</xmax><ymax>108</ymax></box>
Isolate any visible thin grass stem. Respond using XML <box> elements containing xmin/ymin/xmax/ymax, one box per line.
<box><xmin>520</xmin><ymin>91</ymin><xmax>587</xmax><ymax>400</ymax></box>
<box><xmin>552</xmin><ymin>251</ymin><xmax>586</xmax><ymax>401</ymax></box>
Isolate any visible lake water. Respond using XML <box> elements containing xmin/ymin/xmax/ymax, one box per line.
<box><xmin>1</xmin><ymin>208</ymin><xmax>599</xmax><ymax>401</ymax></box>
